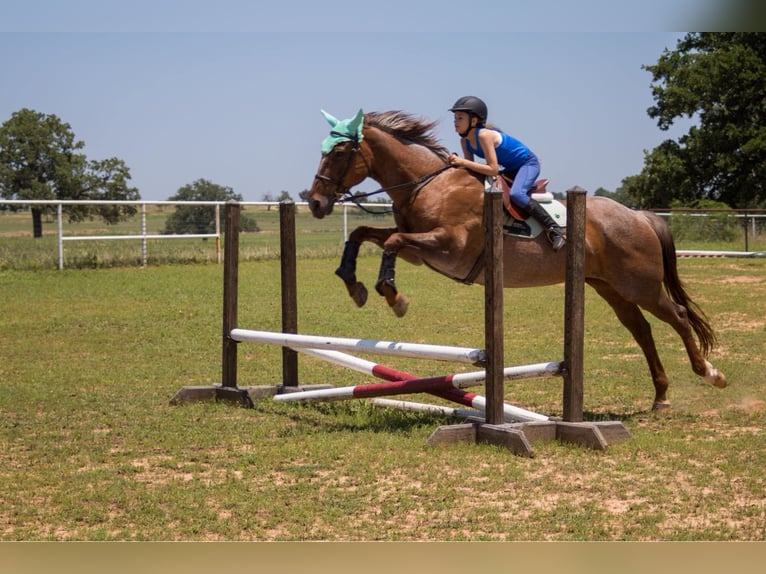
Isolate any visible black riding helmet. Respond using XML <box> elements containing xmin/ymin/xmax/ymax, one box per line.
<box><xmin>448</xmin><ymin>96</ymin><xmax>488</xmax><ymax>124</ymax></box>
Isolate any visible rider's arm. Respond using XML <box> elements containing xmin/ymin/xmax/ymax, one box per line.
<box><xmin>450</xmin><ymin>130</ymin><xmax>500</xmax><ymax>176</ymax></box>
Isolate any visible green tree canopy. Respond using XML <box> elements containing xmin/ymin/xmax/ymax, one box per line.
<box><xmin>164</xmin><ymin>179</ymin><xmax>258</xmax><ymax>234</ymax></box>
<box><xmin>623</xmin><ymin>33</ymin><xmax>766</xmax><ymax>209</ymax></box>
<box><xmin>0</xmin><ymin>108</ymin><xmax>140</xmax><ymax>237</ymax></box>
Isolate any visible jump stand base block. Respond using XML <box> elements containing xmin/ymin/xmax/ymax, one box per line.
<box><xmin>426</xmin><ymin>420</ymin><xmax>629</xmax><ymax>456</ymax></box>
<box><xmin>169</xmin><ymin>385</ymin><xmax>254</xmax><ymax>408</ymax></box>
<box><xmin>426</xmin><ymin>423</ymin><xmax>477</xmax><ymax>446</ymax></box>
<box><xmin>477</xmin><ymin>424</ymin><xmax>536</xmax><ymax>457</ymax></box>
<box><xmin>170</xmin><ymin>384</ymin><xmax>334</xmax><ymax>406</ymax></box>
<box><xmin>556</xmin><ymin>421</ymin><xmax>631</xmax><ymax>450</ymax></box>
<box><xmin>426</xmin><ymin>421</ymin><xmax>557</xmax><ymax>458</ymax></box>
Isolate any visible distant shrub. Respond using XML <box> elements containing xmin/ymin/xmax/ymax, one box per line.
<box><xmin>668</xmin><ymin>199</ymin><xmax>739</xmax><ymax>243</ymax></box>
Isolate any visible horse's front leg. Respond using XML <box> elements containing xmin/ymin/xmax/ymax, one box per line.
<box><xmin>335</xmin><ymin>226</ymin><xmax>397</xmax><ymax>308</ymax></box>
<box><xmin>335</xmin><ymin>240</ymin><xmax>368</xmax><ymax>308</ymax></box>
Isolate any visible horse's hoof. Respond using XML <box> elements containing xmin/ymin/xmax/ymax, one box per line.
<box><xmin>392</xmin><ymin>294</ymin><xmax>409</xmax><ymax>318</ymax></box>
<box><xmin>705</xmin><ymin>361</ymin><xmax>727</xmax><ymax>388</ymax></box>
<box><xmin>652</xmin><ymin>400</ymin><xmax>671</xmax><ymax>411</ymax></box>
<box><xmin>349</xmin><ymin>282</ymin><xmax>368</xmax><ymax>308</ymax></box>
<box><xmin>710</xmin><ymin>373</ymin><xmax>727</xmax><ymax>389</ymax></box>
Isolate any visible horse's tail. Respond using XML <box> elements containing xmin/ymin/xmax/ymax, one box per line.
<box><xmin>642</xmin><ymin>211</ymin><xmax>718</xmax><ymax>356</ymax></box>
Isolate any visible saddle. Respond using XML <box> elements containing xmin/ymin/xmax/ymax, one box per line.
<box><xmin>492</xmin><ymin>174</ymin><xmax>552</xmax><ymax>220</ymax></box>
<box><xmin>488</xmin><ymin>174</ymin><xmax>565</xmax><ymax>239</ymax></box>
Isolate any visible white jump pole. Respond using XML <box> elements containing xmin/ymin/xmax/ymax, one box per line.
<box><xmin>230</xmin><ymin>328</ymin><xmax>487</xmax><ymax>365</ymax></box>
<box><xmin>370</xmin><ymin>398</ymin><xmax>484</xmax><ymax>420</ymax></box>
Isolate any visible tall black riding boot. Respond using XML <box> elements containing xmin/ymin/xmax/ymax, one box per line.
<box><xmin>524</xmin><ymin>198</ymin><xmax>566</xmax><ymax>252</ymax></box>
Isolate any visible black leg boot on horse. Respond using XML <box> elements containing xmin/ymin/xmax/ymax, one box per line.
<box><xmin>524</xmin><ymin>198</ymin><xmax>566</xmax><ymax>252</ymax></box>
<box><xmin>375</xmin><ymin>250</ymin><xmax>409</xmax><ymax>317</ymax></box>
<box><xmin>335</xmin><ymin>240</ymin><xmax>368</xmax><ymax>308</ymax></box>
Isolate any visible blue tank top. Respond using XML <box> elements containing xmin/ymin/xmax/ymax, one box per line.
<box><xmin>465</xmin><ymin>127</ymin><xmax>531</xmax><ymax>172</ymax></box>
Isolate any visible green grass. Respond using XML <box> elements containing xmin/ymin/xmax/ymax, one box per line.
<box><xmin>1</xmin><ymin>252</ymin><xmax>765</xmax><ymax>540</ymax></box>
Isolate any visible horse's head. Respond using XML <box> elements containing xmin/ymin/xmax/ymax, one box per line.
<box><xmin>309</xmin><ymin>109</ymin><xmax>370</xmax><ymax>218</ymax></box>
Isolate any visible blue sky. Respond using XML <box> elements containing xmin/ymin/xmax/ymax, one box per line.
<box><xmin>1</xmin><ymin>2</ymin><xmax>720</xmax><ymax>201</ymax></box>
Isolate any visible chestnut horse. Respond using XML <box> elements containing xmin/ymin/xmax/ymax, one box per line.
<box><xmin>308</xmin><ymin>109</ymin><xmax>726</xmax><ymax>409</ymax></box>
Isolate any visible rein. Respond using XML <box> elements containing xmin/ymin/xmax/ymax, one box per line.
<box><xmin>340</xmin><ymin>164</ymin><xmax>453</xmax><ymax>204</ymax></box>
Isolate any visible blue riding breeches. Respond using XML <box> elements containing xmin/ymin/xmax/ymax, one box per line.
<box><xmin>506</xmin><ymin>152</ymin><xmax>540</xmax><ymax>209</ymax></box>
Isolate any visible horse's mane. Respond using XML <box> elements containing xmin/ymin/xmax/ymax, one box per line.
<box><xmin>364</xmin><ymin>111</ymin><xmax>451</xmax><ymax>161</ymax></box>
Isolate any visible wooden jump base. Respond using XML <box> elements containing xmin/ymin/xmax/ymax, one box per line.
<box><xmin>171</xmin><ymin>190</ymin><xmax>630</xmax><ymax>456</ymax></box>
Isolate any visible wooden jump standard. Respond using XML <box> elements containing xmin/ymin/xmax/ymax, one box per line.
<box><xmin>171</xmin><ymin>190</ymin><xmax>629</xmax><ymax>456</ymax></box>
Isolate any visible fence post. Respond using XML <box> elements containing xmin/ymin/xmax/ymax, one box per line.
<box><xmin>221</xmin><ymin>201</ymin><xmax>240</xmax><ymax>388</ymax></box>
<box><xmin>563</xmin><ymin>187</ymin><xmax>587</xmax><ymax>422</ymax></box>
<box><xmin>141</xmin><ymin>203</ymin><xmax>147</xmax><ymax>267</ymax></box>
<box><xmin>743</xmin><ymin>210</ymin><xmax>749</xmax><ymax>252</ymax></box>
<box><xmin>483</xmin><ymin>187</ymin><xmax>505</xmax><ymax>425</ymax></box>
<box><xmin>215</xmin><ymin>204</ymin><xmax>221</xmax><ymax>264</ymax></box>
<box><xmin>280</xmin><ymin>200</ymin><xmax>299</xmax><ymax>388</ymax></box>
<box><xmin>57</xmin><ymin>203</ymin><xmax>64</xmax><ymax>270</ymax></box>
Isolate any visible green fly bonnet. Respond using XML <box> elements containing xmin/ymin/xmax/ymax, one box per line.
<box><xmin>320</xmin><ymin>109</ymin><xmax>364</xmax><ymax>155</ymax></box>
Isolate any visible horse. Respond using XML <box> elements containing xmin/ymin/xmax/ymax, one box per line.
<box><xmin>307</xmin><ymin>109</ymin><xmax>727</xmax><ymax>410</ymax></box>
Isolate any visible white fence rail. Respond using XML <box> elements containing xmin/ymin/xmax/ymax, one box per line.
<box><xmin>2</xmin><ymin>200</ymin><xmax>765</xmax><ymax>269</ymax></box>
<box><xmin>0</xmin><ymin>199</ymin><xmax>390</xmax><ymax>269</ymax></box>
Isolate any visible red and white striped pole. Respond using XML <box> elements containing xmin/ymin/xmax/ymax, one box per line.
<box><xmin>277</xmin><ymin>347</ymin><xmax>550</xmax><ymax>423</ymax></box>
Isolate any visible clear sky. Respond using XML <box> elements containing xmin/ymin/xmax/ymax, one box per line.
<box><xmin>0</xmin><ymin>2</ymin><xmax>724</xmax><ymax>201</ymax></box>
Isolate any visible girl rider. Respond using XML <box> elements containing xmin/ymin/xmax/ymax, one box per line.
<box><xmin>448</xmin><ymin>95</ymin><xmax>565</xmax><ymax>251</ymax></box>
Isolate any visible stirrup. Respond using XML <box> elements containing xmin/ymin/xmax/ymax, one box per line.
<box><xmin>547</xmin><ymin>228</ymin><xmax>566</xmax><ymax>252</ymax></box>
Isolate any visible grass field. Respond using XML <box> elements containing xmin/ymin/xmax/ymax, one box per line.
<box><xmin>1</xmin><ymin>234</ymin><xmax>765</xmax><ymax>540</ymax></box>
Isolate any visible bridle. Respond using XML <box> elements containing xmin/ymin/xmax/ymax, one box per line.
<box><xmin>313</xmin><ymin>134</ymin><xmax>453</xmax><ymax>206</ymax></box>
<box><xmin>312</xmin><ymin>133</ymin><xmax>369</xmax><ymax>202</ymax></box>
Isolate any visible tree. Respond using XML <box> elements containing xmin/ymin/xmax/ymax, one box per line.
<box><xmin>0</xmin><ymin>108</ymin><xmax>140</xmax><ymax>237</ymax></box>
<box><xmin>593</xmin><ymin>185</ymin><xmax>642</xmax><ymax>208</ymax></box>
<box><xmin>260</xmin><ymin>190</ymin><xmax>292</xmax><ymax>210</ymax></box>
<box><xmin>630</xmin><ymin>33</ymin><xmax>766</xmax><ymax>208</ymax></box>
<box><xmin>164</xmin><ymin>178</ymin><xmax>258</xmax><ymax>234</ymax></box>
<box><xmin>619</xmin><ymin>140</ymin><xmax>697</xmax><ymax>209</ymax></box>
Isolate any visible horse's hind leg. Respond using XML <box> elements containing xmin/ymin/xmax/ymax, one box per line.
<box><xmin>335</xmin><ymin>240</ymin><xmax>369</xmax><ymax>308</ymax></box>
<box><xmin>589</xmin><ymin>281</ymin><xmax>672</xmax><ymax>409</ymax></box>
<box><xmin>375</xmin><ymin>250</ymin><xmax>409</xmax><ymax>318</ymax></box>
<box><xmin>637</xmin><ymin>289</ymin><xmax>727</xmax><ymax>390</ymax></box>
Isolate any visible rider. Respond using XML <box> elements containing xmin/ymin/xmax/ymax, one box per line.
<box><xmin>448</xmin><ymin>96</ymin><xmax>565</xmax><ymax>252</ymax></box>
